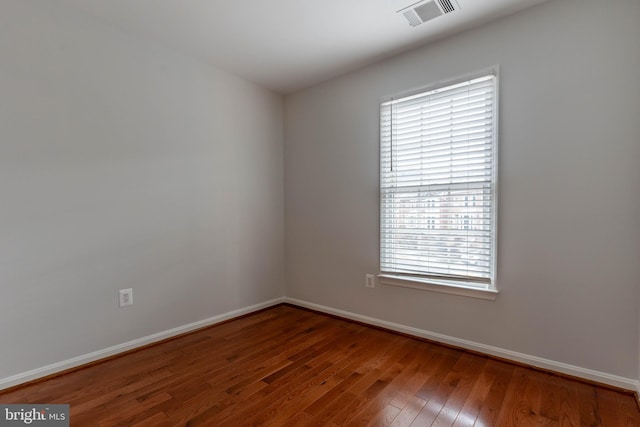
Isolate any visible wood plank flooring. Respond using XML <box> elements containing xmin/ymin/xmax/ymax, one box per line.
<box><xmin>1</xmin><ymin>304</ymin><xmax>638</xmax><ymax>426</ymax></box>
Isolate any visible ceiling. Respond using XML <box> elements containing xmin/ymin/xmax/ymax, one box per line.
<box><xmin>56</xmin><ymin>0</ymin><xmax>549</xmax><ymax>94</ymax></box>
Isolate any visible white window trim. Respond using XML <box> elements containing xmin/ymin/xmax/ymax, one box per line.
<box><xmin>379</xmin><ymin>66</ymin><xmax>500</xmax><ymax>298</ymax></box>
<box><xmin>378</xmin><ymin>274</ymin><xmax>498</xmax><ymax>300</ymax></box>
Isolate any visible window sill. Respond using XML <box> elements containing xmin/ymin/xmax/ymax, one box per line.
<box><xmin>377</xmin><ymin>274</ymin><xmax>498</xmax><ymax>300</ymax></box>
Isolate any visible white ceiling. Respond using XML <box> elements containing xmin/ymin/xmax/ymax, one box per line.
<box><xmin>57</xmin><ymin>0</ymin><xmax>549</xmax><ymax>94</ymax></box>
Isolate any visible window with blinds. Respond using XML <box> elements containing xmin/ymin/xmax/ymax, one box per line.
<box><xmin>380</xmin><ymin>71</ymin><xmax>497</xmax><ymax>289</ymax></box>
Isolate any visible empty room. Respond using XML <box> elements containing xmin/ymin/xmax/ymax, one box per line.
<box><xmin>1</xmin><ymin>0</ymin><xmax>639</xmax><ymax>425</ymax></box>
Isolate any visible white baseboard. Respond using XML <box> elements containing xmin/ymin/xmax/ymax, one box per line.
<box><xmin>285</xmin><ymin>297</ymin><xmax>638</xmax><ymax>391</ymax></box>
<box><xmin>3</xmin><ymin>296</ymin><xmax>636</xmax><ymax>394</ymax></box>
<box><xmin>0</xmin><ymin>297</ymin><xmax>285</xmax><ymax>391</ymax></box>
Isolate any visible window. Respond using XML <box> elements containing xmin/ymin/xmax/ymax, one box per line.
<box><xmin>379</xmin><ymin>70</ymin><xmax>498</xmax><ymax>297</ymax></box>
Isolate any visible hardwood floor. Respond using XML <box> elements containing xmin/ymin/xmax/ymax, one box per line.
<box><xmin>1</xmin><ymin>304</ymin><xmax>638</xmax><ymax>426</ymax></box>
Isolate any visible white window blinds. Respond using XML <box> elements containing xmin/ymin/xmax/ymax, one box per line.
<box><xmin>380</xmin><ymin>72</ymin><xmax>497</xmax><ymax>288</ymax></box>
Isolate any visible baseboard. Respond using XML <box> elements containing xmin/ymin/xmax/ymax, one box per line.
<box><xmin>4</xmin><ymin>296</ymin><xmax>636</xmax><ymax>394</ymax></box>
<box><xmin>0</xmin><ymin>297</ymin><xmax>285</xmax><ymax>391</ymax></box>
<box><xmin>285</xmin><ymin>297</ymin><xmax>638</xmax><ymax>392</ymax></box>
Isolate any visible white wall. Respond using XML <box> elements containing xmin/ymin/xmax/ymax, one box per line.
<box><xmin>285</xmin><ymin>0</ymin><xmax>640</xmax><ymax>380</ymax></box>
<box><xmin>0</xmin><ymin>1</ymin><xmax>284</xmax><ymax>380</ymax></box>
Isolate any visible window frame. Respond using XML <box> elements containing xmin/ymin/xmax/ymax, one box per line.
<box><xmin>378</xmin><ymin>67</ymin><xmax>499</xmax><ymax>300</ymax></box>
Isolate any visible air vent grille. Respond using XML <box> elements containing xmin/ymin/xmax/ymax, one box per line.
<box><xmin>398</xmin><ymin>0</ymin><xmax>459</xmax><ymax>27</ymax></box>
<box><xmin>438</xmin><ymin>0</ymin><xmax>455</xmax><ymax>14</ymax></box>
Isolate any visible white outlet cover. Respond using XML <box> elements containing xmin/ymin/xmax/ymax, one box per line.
<box><xmin>119</xmin><ymin>288</ymin><xmax>133</xmax><ymax>307</ymax></box>
<box><xmin>365</xmin><ymin>274</ymin><xmax>375</xmax><ymax>288</ymax></box>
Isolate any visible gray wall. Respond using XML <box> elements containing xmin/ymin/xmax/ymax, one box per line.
<box><xmin>0</xmin><ymin>1</ymin><xmax>284</xmax><ymax>380</ymax></box>
<box><xmin>284</xmin><ymin>0</ymin><xmax>640</xmax><ymax>379</ymax></box>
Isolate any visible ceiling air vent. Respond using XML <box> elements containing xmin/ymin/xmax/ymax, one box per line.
<box><xmin>398</xmin><ymin>0</ymin><xmax>460</xmax><ymax>27</ymax></box>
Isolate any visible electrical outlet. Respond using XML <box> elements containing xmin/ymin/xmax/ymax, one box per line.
<box><xmin>365</xmin><ymin>274</ymin><xmax>375</xmax><ymax>288</ymax></box>
<box><xmin>119</xmin><ymin>288</ymin><xmax>133</xmax><ymax>307</ymax></box>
